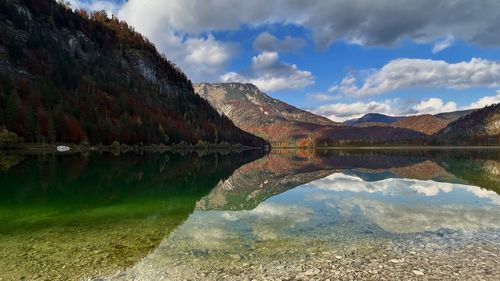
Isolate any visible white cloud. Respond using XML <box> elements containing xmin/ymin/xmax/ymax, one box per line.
<box><xmin>67</xmin><ymin>0</ymin><xmax>500</xmax><ymax>84</ymax></box>
<box><xmin>253</xmin><ymin>32</ymin><xmax>306</xmax><ymax>52</ymax></box>
<box><xmin>466</xmin><ymin>91</ymin><xmax>500</xmax><ymax>109</ymax></box>
<box><xmin>305</xmin><ymin>173</ymin><xmax>500</xmax><ymax>233</ymax></box>
<box><xmin>306</xmin><ymin>93</ymin><xmax>336</xmax><ymax>102</ymax></box>
<box><xmin>66</xmin><ymin>0</ymin><xmax>236</xmax><ymax>81</ymax></box>
<box><xmin>221</xmin><ymin>52</ymin><xmax>314</xmax><ymax>92</ymax></box>
<box><xmin>336</xmin><ymin>58</ymin><xmax>500</xmax><ymax>96</ymax></box>
<box><xmin>432</xmin><ymin>36</ymin><xmax>454</xmax><ymax>54</ymax></box>
<box><xmin>327</xmin><ymin>85</ymin><xmax>339</xmax><ymax>93</ymax></box>
<box><xmin>63</xmin><ymin>0</ymin><xmax>119</xmax><ymax>16</ymax></box>
<box><xmin>112</xmin><ymin>0</ymin><xmax>500</xmax><ymax>49</ymax></box>
<box><xmin>309</xmin><ymin>94</ymin><xmax>499</xmax><ymax>122</ymax></box>
<box><xmin>182</xmin><ymin>34</ymin><xmax>237</xmax><ymax>79</ymax></box>
<box><xmin>185</xmin><ymin>35</ymin><xmax>233</xmax><ymax>66</ymax></box>
<box><xmin>311</xmin><ymin>99</ymin><xmax>408</xmax><ymax>122</ymax></box>
<box><xmin>413</xmin><ymin>98</ymin><xmax>457</xmax><ymax>115</ymax></box>
<box><xmin>307</xmin><ymin>173</ymin><xmax>500</xmax><ymax>206</ymax></box>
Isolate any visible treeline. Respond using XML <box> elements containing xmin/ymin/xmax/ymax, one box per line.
<box><xmin>0</xmin><ymin>0</ymin><xmax>266</xmax><ymax>147</ymax></box>
<box><xmin>431</xmin><ymin>103</ymin><xmax>500</xmax><ymax>146</ymax></box>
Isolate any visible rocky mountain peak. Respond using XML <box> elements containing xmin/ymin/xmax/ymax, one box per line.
<box><xmin>193</xmin><ymin>82</ymin><xmax>339</xmax><ymax>144</ymax></box>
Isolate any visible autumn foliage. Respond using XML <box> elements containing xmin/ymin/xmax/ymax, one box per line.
<box><xmin>0</xmin><ymin>0</ymin><xmax>266</xmax><ymax>147</ymax></box>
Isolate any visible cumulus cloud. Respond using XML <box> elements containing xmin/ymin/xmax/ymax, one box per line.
<box><xmin>310</xmin><ymin>94</ymin><xmax>499</xmax><ymax>122</ymax></box>
<box><xmin>467</xmin><ymin>91</ymin><xmax>500</xmax><ymax>109</ymax></box>
<box><xmin>311</xmin><ymin>99</ymin><xmax>413</xmax><ymax>121</ymax></box>
<box><xmin>335</xmin><ymin>58</ymin><xmax>500</xmax><ymax>96</ymax></box>
<box><xmin>66</xmin><ymin>0</ymin><xmax>236</xmax><ymax>81</ymax></box>
<box><xmin>253</xmin><ymin>32</ymin><xmax>306</xmax><ymax>52</ymax></box>
<box><xmin>67</xmin><ymin>1</ymin><xmax>500</xmax><ymax>85</ymax></box>
<box><xmin>221</xmin><ymin>52</ymin><xmax>314</xmax><ymax>92</ymax></box>
<box><xmin>112</xmin><ymin>0</ymin><xmax>500</xmax><ymax>49</ymax></box>
<box><xmin>413</xmin><ymin>98</ymin><xmax>457</xmax><ymax>115</ymax></box>
<box><xmin>182</xmin><ymin>34</ymin><xmax>237</xmax><ymax>80</ymax></box>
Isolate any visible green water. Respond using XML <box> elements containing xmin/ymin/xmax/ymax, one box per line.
<box><xmin>0</xmin><ymin>151</ymin><xmax>262</xmax><ymax>280</ymax></box>
<box><xmin>0</xmin><ymin>149</ymin><xmax>499</xmax><ymax>280</ymax></box>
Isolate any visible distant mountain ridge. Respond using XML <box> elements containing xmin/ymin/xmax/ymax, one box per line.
<box><xmin>195</xmin><ymin>83</ymin><xmax>427</xmax><ymax>146</ymax></box>
<box><xmin>344</xmin><ymin>113</ymin><xmax>403</xmax><ymax>126</ymax></box>
<box><xmin>344</xmin><ymin>110</ymin><xmax>476</xmax><ymax>135</ymax></box>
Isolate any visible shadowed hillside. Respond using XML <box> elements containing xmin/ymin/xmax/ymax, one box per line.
<box><xmin>434</xmin><ymin>103</ymin><xmax>500</xmax><ymax>145</ymax></box>
<box><xmin>0</xmin><ymin>0</ymin><xmax>266</xmax><ymax>147</ymax></box>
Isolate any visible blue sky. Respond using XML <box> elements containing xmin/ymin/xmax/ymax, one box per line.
<box><xmin>67</xmin><ymin>0</ymin><xmax>500</xmax><ymax>121</ymax></box>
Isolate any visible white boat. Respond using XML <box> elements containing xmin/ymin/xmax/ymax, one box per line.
<box><xmin>56</xmin><ymin>146</ymin><xmax>71</xmax><ymax>152</ymax></box>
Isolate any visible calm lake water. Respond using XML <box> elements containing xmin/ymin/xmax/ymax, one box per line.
<box><xmin>0</xmin><ymin>149</ymin><xmax>499</xmax><ymax>280</ymax></box>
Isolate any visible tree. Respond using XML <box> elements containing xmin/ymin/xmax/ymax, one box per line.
<box><xmin>26</xmin><ymin>105</ymin><xmax>37</xmax><ymax>141</ymax></box>
<box><xmin>47</xmin><ymin>115</ymin><xmax>56</xmax><ymax>143</ymax></box>
<box><xmin>0</xmin><ymin>129</ymin><xmax>19</xmax><ymax>148</ymax></box>
<box><xmin>5</xmin><ymin>91</ymin><xmax>19</xmax><ymax>130</ymax></box>
<box><xmin>0</xmin><ymin>73</ymin><xmax>13</xmax><ymax>95</ymax></box>
<box><xmin>63</xmin><ymin>115</ymin><xmax>86</xmax><ymax>143</ymax></box>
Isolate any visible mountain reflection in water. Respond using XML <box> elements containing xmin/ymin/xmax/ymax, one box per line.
<box><xmin>0</xmin><ymin>149</ymin><xmax>499</xmax><ymax>281</ymax></box>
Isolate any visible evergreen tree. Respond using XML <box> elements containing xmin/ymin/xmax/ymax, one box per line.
<box><xmin>47</xmin><ymin>115</ymin><xmax>56</xmax><ymax>143</ymax></box>
<box><xmin>26</xmin><ymin>105</ymin><xmax>37</xmax><ymax>142</ymax></box>
<box><xmin>5</xmin><ymin>91</ymin><xmax>19</xmax><ymax>130</ymax></box>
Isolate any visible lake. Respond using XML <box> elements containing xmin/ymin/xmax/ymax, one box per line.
<box><xmin>0</xmin><ymin>149</ymin><xmax>499</xmax><ymax>280</ymax></box>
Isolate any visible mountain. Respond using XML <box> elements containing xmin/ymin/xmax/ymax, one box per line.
<box><xmin>435</xmin><ymin>103</ymin><xmax>500</xmax><ymax>145</ymax></box>
<box><xmin>196</xmin><ymin>151</ymin><xmax>336</xmax><ymax>211</ymax></box>
<box><xmin>343</xmin><ymin>113</ymin><xmax>403</xmax><ymax>126</ymax></box>
<box><xmin>195</xmin><ymin>83</ymin><xmax>426</xmax><ymax>146</ymax></box>
<box><xmin>196</xmin><ymin>149</ymin><xmax>500</xmax><ymax>212</ymax></box>
<box><xmin>435</xmin><ymin>109</ymin><xmax>475</xmax><ymax>122</ymax></box>
<box><xmin>0</xmin><ymin>0</ymin><xmax>266</xmax><ymax>147</ymax></box>
<box><xmin>193</xmin><ymin>83</ymin><xmax>338</xmax><ymax>144</ymax></box>
<box><xmin>346</xmin><ymin>110</ymin><xmax>477</xmax><ymax>135</ymax></box>
<box><xmin>391</xmin><ymin>115</ymin><xmax>449</xmax><ymax>135</ymax></box>
<box><xmin>194</xmin><ymin>83</ymin><xmax>336</xmax><ymax>127</ymax></box>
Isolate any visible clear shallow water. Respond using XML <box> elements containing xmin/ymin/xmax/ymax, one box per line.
<box><xmin>0</xmin><ymin>149</ymin><xmax>499</xmax><ymax>280</ymax></box>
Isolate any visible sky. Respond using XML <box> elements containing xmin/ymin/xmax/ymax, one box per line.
<box><xmin>65</xmin><ymin>0</ymin><xmax>500</xmax><ymax>122</ymax></box>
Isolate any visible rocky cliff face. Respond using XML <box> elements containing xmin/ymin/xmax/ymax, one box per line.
<box><xmin>0</xmin><ymin>0</ymin><xmax>266</xmax><ymax>147</ymax></box>
<box><xmin>195</xmin><ymin>83</ymin><xmax>336</xmax><ymax>126</ymax></box>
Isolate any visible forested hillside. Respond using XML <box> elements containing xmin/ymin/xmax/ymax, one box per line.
<box><xmin>434</xmin><ymin>103</ymin><xmax>500</xmax><ymax>145</ymax></box>
<box><xmin>0</xmin><ymin>0</ymin><xmax>266</xmax><ymax>147</ymax></box>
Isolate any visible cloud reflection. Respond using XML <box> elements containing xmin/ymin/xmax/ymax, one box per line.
<box><xmin>306</xmin><ymin>173</ymin><xmax>500</xmax><ymax>205</ymax></box>
<box><xmin>305</xmin><ymin>173</ymin><xmax>500</xmax><ymax>233</ymax></box>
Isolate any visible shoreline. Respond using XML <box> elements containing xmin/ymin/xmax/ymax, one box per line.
<box><xmin>0</xmin><ymin>143</ymin><xmax>266</xmax><ymax>154</ymax></box>
<box><xmin>272</xmin><ymin>145</ymin><xmax>500</xmax><ymax>150</ymax></box>
<box><xmin>3</xmin><ymin>144</ymin><xmax>500</xmax><ymax>152</ymax></box>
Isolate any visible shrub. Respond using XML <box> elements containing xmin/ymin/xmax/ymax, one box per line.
<box><xmin>0</xmin><ymin>129</ymin><xmax>19</xmax><ymax>148</ymax></box>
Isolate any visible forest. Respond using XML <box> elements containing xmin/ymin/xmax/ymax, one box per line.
<box><xmin>0</xmin><ymin>0</ymin><xmax>267</xmax><ymax>148</ymax></box>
